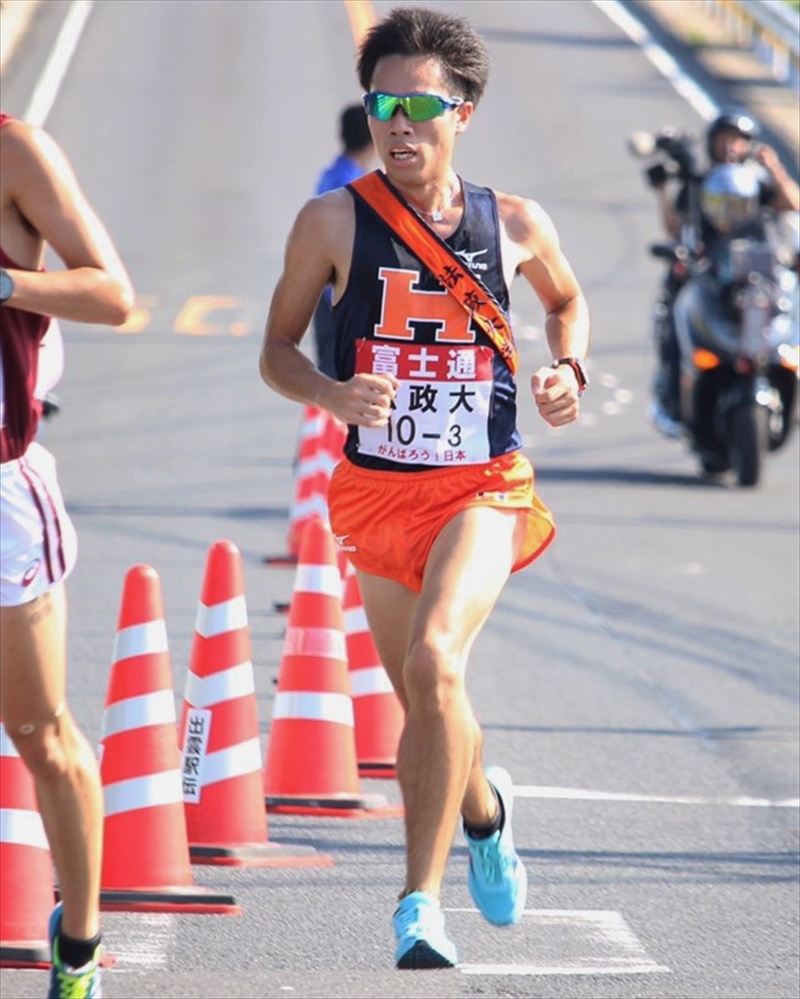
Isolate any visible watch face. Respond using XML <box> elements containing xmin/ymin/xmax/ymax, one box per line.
<box><xmin>0</xmin><ymin>270</ymin><xmax>13</xmax><ymax>303</ymax></box>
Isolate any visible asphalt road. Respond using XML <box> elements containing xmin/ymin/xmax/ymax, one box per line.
<box><xmin>1</xmin><ymin>2</ymin><xmax>798</xmax><ymax>998</ymax></box>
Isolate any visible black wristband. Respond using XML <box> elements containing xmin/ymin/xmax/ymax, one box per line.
<box><xmin>551</xmin><ymin>357</ymin><xmax>588</xmax><ymax>394</ymax></box>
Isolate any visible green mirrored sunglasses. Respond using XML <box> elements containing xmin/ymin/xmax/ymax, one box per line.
<box><xmin>362</xmin><ymin>92</ymin><xmax>464</xmax><ymax>123</ymax></box>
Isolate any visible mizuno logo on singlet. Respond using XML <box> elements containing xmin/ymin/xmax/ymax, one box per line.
<box><xmin>456</xmin><ymin>248</ymin><xmax>489</xmax><ymax>272</ymax></box>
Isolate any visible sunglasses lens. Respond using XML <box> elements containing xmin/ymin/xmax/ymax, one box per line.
<box><xmin>405</xmin><ymin>95</ymin><xmax>445</xmax><ymax>121</ymax></box>
<box><xmin>367</xmin><ymin>93</ymin><xmax>401</xmax><ymax>120</ymax></box>
<box><xmin>364</xmin><ymin>93</ymin><xmax>450</xmax><ymax>122</ymax></box>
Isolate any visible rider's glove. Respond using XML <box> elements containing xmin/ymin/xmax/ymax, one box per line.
<box><xmin>645</xmin><ymin>163</ymin><xmax>669</xmax><ymax>189</ymax></box>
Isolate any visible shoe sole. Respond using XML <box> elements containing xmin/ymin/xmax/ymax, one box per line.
<box><xmin>396</xmin><ymin>940</ymin><xmax>456</xmax><ymax>969</ymax></box>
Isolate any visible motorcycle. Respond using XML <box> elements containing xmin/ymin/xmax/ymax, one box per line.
<box><xmin>629</xmin><ymin>128</ymin><xmax>799</xmax><ymax>487</ymax></box>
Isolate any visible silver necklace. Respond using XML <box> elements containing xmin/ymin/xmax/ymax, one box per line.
<box><xmin>410</xmin><ymin>182</ymin><xmax>458</xmax><ymax>224</ymax></box>
<box><xmin>411</xmin><ymin>204</ymin><xmax>446</xmax><ymax>224</ymax></box>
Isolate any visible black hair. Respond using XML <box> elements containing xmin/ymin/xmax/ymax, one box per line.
<box><xmin>356</xmin><ymin>6</ymin><xmax>490</xmax><ymax>106</ymax></box>
<box><xmin>340</xmin><ymin>104</ymin><xmax>373</xmax><ymax>153</ymax></box>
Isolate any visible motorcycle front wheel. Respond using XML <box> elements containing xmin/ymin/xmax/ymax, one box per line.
<box><xmin>726</xmin><ymin>403</ymin><xmax>769</xmax><ymax>487</ymax></box>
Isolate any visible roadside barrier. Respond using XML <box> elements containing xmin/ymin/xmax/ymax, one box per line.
<box><xmin>693</xmin><ymin>0</ymin><xmax>799</xmax><ymax>85</ymax></box>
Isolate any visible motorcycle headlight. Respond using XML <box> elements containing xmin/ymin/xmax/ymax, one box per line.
<box><xmin>701</xmin><ymin>163</ymin><xmax>761</xmax><ymax>234</ymax></box>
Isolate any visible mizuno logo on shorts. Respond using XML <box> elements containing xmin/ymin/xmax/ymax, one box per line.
<box><xmin>334</xmin><ymin>533</ymin><xmax>357</xmax><ymax>553</ymax></box>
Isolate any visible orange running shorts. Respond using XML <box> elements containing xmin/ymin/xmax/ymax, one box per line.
<box><xmin>328</xmin><ymin>450</ymin><xmax>555</xmax><ymax>592</ymax></box>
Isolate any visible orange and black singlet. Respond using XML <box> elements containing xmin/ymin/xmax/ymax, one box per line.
<box><xmin>338</xmin><ymin>174</ymin><xmax>521</xmax><ymax>472</ymax></box>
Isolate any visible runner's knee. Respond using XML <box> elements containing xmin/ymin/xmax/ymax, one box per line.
<box><xmin>7</xmin><ymin>703</ymin><xmax>73</xmax><ymax>779</ymax></box>
<box><xmin>404</xmin><ymin>637</ymin><xmax>465</xmax><ymax>711</ymax></box>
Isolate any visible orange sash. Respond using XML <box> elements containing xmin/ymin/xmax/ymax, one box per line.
<box><xmin>348</xmin><ymin>171</ymin><xmax>519</xmax><ymax>375</ymax></box>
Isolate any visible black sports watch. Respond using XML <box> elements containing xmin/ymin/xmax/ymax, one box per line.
<box><xmin>551</xmin><ymin>357</ymin><xmax>588</xmax><ymax>395</ymax></box>
<box><xmin>0</xmin><ymin>268</ymin><xmax>15</xmax><ymax>305</ymax></box>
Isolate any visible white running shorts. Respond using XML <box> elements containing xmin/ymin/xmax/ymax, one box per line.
<box><xmin>0</xmin><ymin>442</ymin><xmax>77</xmax><ymax>607</ymax></box>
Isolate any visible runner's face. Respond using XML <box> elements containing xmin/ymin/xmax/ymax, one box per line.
<box><xmin>366</xmin><ymin>55</ymin><xmax>472</xmax><ymax>183</ymax></box>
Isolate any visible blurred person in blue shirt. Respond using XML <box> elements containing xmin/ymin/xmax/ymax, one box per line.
<box><xmin>312</xmin><ymin>104</ymin><xmax>374</xmax><ymax>377</ymax></box>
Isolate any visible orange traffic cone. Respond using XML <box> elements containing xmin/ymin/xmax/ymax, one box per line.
<box><xmin>319</xmin><ymin>408</ymin><xmax>347</xmax><ymax>480</ymax></box>
<box><xmin>285</xmin><ymin>407</ymin><xmax>341</xmax><ymax>558</ymax></box>
<box><xmin>265</xmin><ymin>405</ymin><xmax>327</xmax><ymax>566</ymax></box>
<box><xmin>180</xmin><ymin>540</ymin><xmax>332</xmax><ymax>868</ymax></box>
<box><xmin>342</xmin><ymin>559</ymin><xmax>404</xmax><ymax>778</ymax></box>
<box><xmin>0</xmin><ymin>722</ymin><xmax>53</xmax><ymax>968</ymax></box>
<box><xmin>263</xmin><ymin>518</ymin><xmax>401</xmax><ymax>818</ymax></box>
<box><xmin>99</xmin><ymin>565</ymin><xmax>238</xmax><ymax>913</ymax></box>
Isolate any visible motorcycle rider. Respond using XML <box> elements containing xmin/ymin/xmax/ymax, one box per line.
<box><xmin>646</xmin><ymin>106</ymin><xmax>799</xmax><ymax>437</ymax></box>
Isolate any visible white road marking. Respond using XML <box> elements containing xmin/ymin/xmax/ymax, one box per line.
<box><xmin>24</xmin><ymin>0</ymin><xmax>95</xmax><ymax>127</ymax></box>
<box><xmin>449</xmin><ymin>909</ymin><xmax>670</xmax><ymax>976</ymax></box>
<box><xmin>592</xmin><ymin>0</ymin><xmax>718</xmax><ymax>121</ymax></box>
<box><xmin>105</xmin><ymin>913</ymin><xmax>175</xmax><ymax>969</ymax></box>
<box><xmin>461</xmin><ymin>963</ymin><xmax>666</xmax><ymax>976</ymax></box>
<box><xmin>514</xmin><ymin>785</ymin><xmax>799</xmax><ymax>808</ymax></box>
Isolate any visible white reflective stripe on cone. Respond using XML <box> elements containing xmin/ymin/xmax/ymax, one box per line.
<box><xmin>195</xmin><ymin>595</ymin><xmax>248</xmax><ymax>638</ymax></box>
<box><xmin>112</xmin><ymin>619</ymin><xmax>169</xmax><ymax>662</ymax></box>
<box><xmin>295</xmin><ymin>452</ymin><xmax>332</xmax><ymax>479</ymax></box>
<box><xmin>192</xmin><ymin>737</ymin><xmax>263</xmax><ymax>787</ymax></box>
<box><xmin>349</xmin><ymin>666</ymin><xmax>395</xmax><ymax>698</ymax></box>
<box><xmin>100</xmin><ymin>690</ymin><xmax>177</xmax><ymax>741</ymax></box>
<box><xmin>0</xmin><ymin>724</ymin><xmax>20</xmax><ymax>756</ymax></box>
<box><xmin>103</xmin><ymin>769</ymin><xmax>184</xmax><ymax>816</ymax></box>
<box><xmin>300</xmin><ymin>411</ymin><xmax>327</xmax><ymax>437</ymax></box>
<box><xmin>0</xmin><ymin>807</ymin><xmax>49</xmax><ymax>849</ymax></box>
<box><xmin>184</xmin><ymin>660</ymin><xmax>255</xmax><ymax>708</ymax></box>
<box><xmin>293</xmin><ymin>564</ymin><xmax>341</xmax><ymax>597</ymax></box>
<box><xmin>283</xmin><ymin>626</ymin><xmax>347</xmax><ymax>660</ymax></box>
<box><xmin>289</xmin><ymin>495</ymin><xmax>330</xmax><ymax>521</ymax></box>
<box><xmin>273</xmin><ymin>691</ymin><xmax>354</xmax><ymax>727</ymax></box>
<box><xmin>343</xmin><ymin>604</ymin><xmax>369</xmax><ymax>633</ymax></box>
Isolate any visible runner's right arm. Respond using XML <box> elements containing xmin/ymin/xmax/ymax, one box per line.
<box><xmin>259</xmin><ymin>191</ymin><xmax>397</xmax><ymax>427</ymax></box>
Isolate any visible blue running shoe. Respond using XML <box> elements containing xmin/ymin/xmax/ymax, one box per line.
<box><xmin>464</xmin><ymin>766</ymin><xmax>528</xmax><ymax>926</ymax></box>
<box><xmin>47</xmin><ymin>903</ymin><xmax>102</xmax><ymax>998</ymax></box>
<box><xmin>393</xmin><ymin>890</ymin><xmax>458</xmax><ymax>969</ymax></box>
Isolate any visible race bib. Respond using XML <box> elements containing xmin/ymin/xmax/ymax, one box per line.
<box><xmin>355</xmin><ymin>339</ymin><xmax>494</xmax><ymax>466</ymax></box>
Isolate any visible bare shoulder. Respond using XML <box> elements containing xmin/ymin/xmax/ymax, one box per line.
<box><xmin>1</xmin><ymin>119</ymin><xmax>66</xmax><ymax>175</ymax></box>
<box><xmin>495</xmin><ymin>190</ymin><xmax>559</xmax><ymax>246</ymax></box>
<box><xmin>0</xmin><ymin>116</ymin><xmax>37</xmax><ymax>153</ymax></box>
<box><xmin>493</xmin><ymin>189</ymin><xmax>561</xmax><ymax>277</ymax></box>
<box><xmin>286</xmin><ymin>187</ymin><xmax>355</xmax><ymax>294</ymax></box>
<box><xmin>293</xmin><ymin>186</ymin><xmax>355</xmax><ymax>236</ymax></box>
<box><xmin>1</xmin><ymin>119</ymin><xmax>37</xmax><ymax>187</ymax></box>
<box><xmin>0</xmin><ymin>119</ymin><xmax>79</xmax><ymax>213</ymax></box>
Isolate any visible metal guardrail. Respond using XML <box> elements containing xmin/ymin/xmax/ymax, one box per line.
<box><xmin>694</xmin><ymin>0</ymin><xmax>800</xmax><ymax>84</ymax></box>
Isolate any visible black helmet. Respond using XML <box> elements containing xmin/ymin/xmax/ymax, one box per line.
<box><xmin>706</xmin><ymin>106</ymin><xmax>761</xmax><ymax>161</ymax></box>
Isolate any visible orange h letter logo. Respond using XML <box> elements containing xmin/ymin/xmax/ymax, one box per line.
<box><xmin>374</xmin><ymin>268</ymin><xmax>476</xmax><ymax>343</ymax></box>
